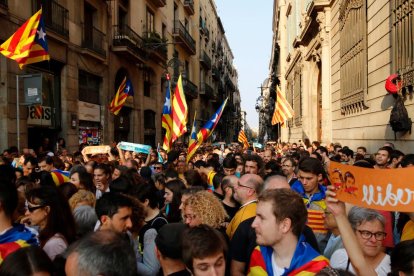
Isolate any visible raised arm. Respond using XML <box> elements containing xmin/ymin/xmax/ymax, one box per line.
<box><xmin>326</xmin><ymin>186</ymin><xmax>377</xmax><ymax>276</ymax></box>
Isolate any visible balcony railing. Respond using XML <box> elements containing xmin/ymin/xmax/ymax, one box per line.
<box><xmin>0</xmin><ymin>0</ymin><xmax>7</xmax><ymax>8</ymax></box>
<box><xmin>200</xmin><ymin>82</ymin><xmax>216</xmax><ymax>100</ymax></box>
<box><xmin>143</xmin><ymin>32</ymin><xmax>167</xmax><ymax>61</ymax></box>
<box><xmin>173</xmin><ymin>20</ymin><xmax>196</xmax><ymax>55</ymax></box>
<box><xmin>148</xmin><ymin>0</ymin><xmax>166</xmax><ymax>8</ymax></box>
<box><xmin>200</xmin><ymin>50</ymin><xmax>211</xmax><ymax>70</ymax></box>
<box><xmin>212</xmin><ymin>66</ymin><xmax>220</xmax><ymax>80</ymax></box>
<box><xmin>82</xmin><ymin>25</ymin><xmax>106</xmax><ymax>56</ymax></box>
<box><xmin>33</xmin><ymin>0</ymin><xmax>69</xmax><ymax>38</ymax></box>
<box><xmin>184</xmin><ymin>0</ymin><xmax>194</xmax><ymax>15</ymax></box>
<box><xmin>113</xmin><ymin>25</ymin><xmax>147</xmax><ymax>60</ymax></box>
<box><xmin>172</xmin><ymin>76</ymin><xmax>198</xmax><ymax>99</ymax></box>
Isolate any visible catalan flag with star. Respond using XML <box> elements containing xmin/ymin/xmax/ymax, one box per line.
<box><xmin>186</xmin><ymin>111</ymin><xmax>198</xmax><ymax>163</ymax></box>
<box><xmin>0</xmin><ymin>8</ymin><xmax>50</xmax><ymax>69</ymax></box>
<box><xmin>162</xmin><ymin>74</ymin><xmax>173</xmax><ymax>152</ymax></box>
<box><xmin>197</xmin><ymin>98</ymin><xmax>228</xmax><ymax>144</ymax></box>
<box><xmin>109</xmin><ymin>77</ymin><xmax>134</xmax><ymax>115</ymax></box>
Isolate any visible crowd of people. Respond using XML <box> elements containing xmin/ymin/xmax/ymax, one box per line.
<box><xmin>0</xmin><ymin>138</ymin><xmax>414</xmax><ymax>276</ymax></box>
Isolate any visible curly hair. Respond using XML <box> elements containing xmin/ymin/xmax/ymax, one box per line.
<box><xmin>69</xmin><ymin>190</ymin><xmax>96</xmax><ymax>211</ymax></box>
<box><xmin>183</xmin><ymin>191</ymin><xmax>228</xmax><ymax>229</ymax></box>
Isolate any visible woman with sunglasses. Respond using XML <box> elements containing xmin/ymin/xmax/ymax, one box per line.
<box><xmin>25</xmin><ymin>186</ymin><xmax>76</xmax><ymax>260</ymax></box>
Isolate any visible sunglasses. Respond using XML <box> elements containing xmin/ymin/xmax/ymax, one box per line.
<box><xmin>154</xmin><ymin>166</ymin><xmax>163</xmax><ymax>170</ymax></box>
<box><xmin>25</xmin><ymin>201</ymin><xmax>46</xmax><ymax>213</ymax></box>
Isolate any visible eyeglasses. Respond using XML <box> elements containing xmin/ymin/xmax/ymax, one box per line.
<box><xmin>154</xmin><ymin>166</ymin><xmax>163</xmax><ymax>170</ymax></box>
<box><xmin>25</xmin><ymin>201</ymin><xmax>45</xmax><ymax>213</ymax></box>
<box><xmin>237</xmin><ymin>182</ymin><xmax>255</xmax><ymax>190</ymax></box>
<box><xmin>357</xmin><ymin>230</ymin><xmax>387</xmax><ymax>241</ymax></box>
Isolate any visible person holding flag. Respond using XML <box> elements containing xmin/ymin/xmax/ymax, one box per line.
<box><xmin>0</xmin><ymin>8</ymin><xmax>50</xmax><ymax>68</ymax></box>
<box><xmin>109</xmin><ymin>77</ymin><xmax>134</xmax><ymax>115</ymax></box>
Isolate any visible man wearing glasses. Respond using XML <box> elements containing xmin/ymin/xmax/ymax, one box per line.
<box><xmin>152</xmin><ymin>162</ymin><xmax>164</xmax><ymax>173</ymax></box>
<box><xmin>226</xmin><ymin>174</ymin><xmax>263</xmax><ymax>240</ymax></box>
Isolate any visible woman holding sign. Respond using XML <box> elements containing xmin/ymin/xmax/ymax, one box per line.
<box><xmin>326</xmin><ymin>186</ymin><xmax>390</xmax><ymax>276</ymax></box>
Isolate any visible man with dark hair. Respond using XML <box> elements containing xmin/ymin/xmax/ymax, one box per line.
<box><xmin>0</xmin><ymin>175</ymin><xmax>38</xmax><ymax>262</ymax></box>
<box><xmin>400</xmin><ymin>154</ymin><xmax>414</xmax><ymax>168</ymax></box>
<box><xmin>182</xmin><ymin>225</ymin><xmax>227</xmax><ymax>276</ymax></box>
<box><xmin>356</xmin><ymin>146</ymin><xmax>367</xmax><ymax>157</ymax></box>
<box><xmin>389</xmin><ymin>149</ymin><xmax>405</xmax><ymax>168</ymax></box>
<box><xmin>248</xmin><ymin>189</ymin><xmax>329</xmax><ymax>275</ymax></box>
<box><xmin>339</xmin><ymin>148</ymin><xmax>354</xmax><ymax>165</ymax></box>
<box><xmin>281</xmin><ymin>157</ymin><xmax>297</xmax><ymax>186</ymax></box>
<box><xmin>291</xmin><ymin>157</ymin><xmax>329</xmax><ymax>251</ymax></box>
<box><xmin>374</xmin><ymin>147</ymin><xmax>392</xmax><ymax>169</ymax></box>
<box><xmin>38</xmin><ymin>156</ymin><xmax>69</xmax><ymax>185</ymax></box>
<box><xmin>244</xmin><ymin>154</ymin><xmax>263</xmax><ymax>176</ymax></box>
<box><xmin>23</xmin><ymin>156</ymin><xmax>38</xmax><ymax>176</ymax></box>
<box><xmin>262</xmin><ymin>149</ymin><xmax>274</xmax><ymax>164</ymax></box>
<box><xmin>155</xmin><ymin>223</ymin><xmax>190</xmax><ymax>276</ymax></box>
<box><xmin>65</xmin><ymin>230</ymin><xmax>138</xmax><ymax>276</ymax></box>
<box><xmin>95</xmin><ymin>192</ymin><xmax>133</xmax><ymax>234</ymax></box>
<box><xmin>222</xmin><ymin>156</ymin><xmax>237</xmax><ymax>176</ymax></box>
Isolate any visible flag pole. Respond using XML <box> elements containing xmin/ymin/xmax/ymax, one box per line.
<box><xmin>16</xmin><ymin>75</ymin><xmax>20</xmax><ymax>152</ymax></box>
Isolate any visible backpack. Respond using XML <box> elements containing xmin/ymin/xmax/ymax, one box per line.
<box><xmin>389</xmin><ymin>95</ymin><xmax>412</xmax><ymax>140</ymax></box>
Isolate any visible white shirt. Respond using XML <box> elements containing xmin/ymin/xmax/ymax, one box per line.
<box><xmin>271</xmin><ymin>252</ymin><xmax>286</xmax><ymax>276</ymax></box>
<box><xmin>330</xmin><ymin>248</ymin><xmax>390</xmax><ymax>276</ymax></box>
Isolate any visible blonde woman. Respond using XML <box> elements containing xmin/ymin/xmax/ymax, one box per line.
<box><xmin>182</xmin><ymin>191</ymin><xmax>228</xmax><ymax>230</ymax></box>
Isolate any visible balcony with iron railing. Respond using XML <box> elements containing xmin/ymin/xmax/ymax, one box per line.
<box><xmin>143</xmin><ymin>31</ymin><xmax>168</xmax><ymax>62</ymax></box>
<box><xmin>172</xmin><ymin>75</ymin><xmax>198</xmax><ymax>99</ymax></box>
<box><xmin>173</xmin><ymin>20</ymin><xmax>196</xmax><ymax>55</ymax></box>
<box><xmin>33</xmin><ymin>0</ymin><xmax>69</xmax><ymax>38</ymax></box>
<box><xmin>212</xmin><ymin>65</ymin><xmax>220</xmax><ymax>80</ymax></box>
<box><xmin>184</xmin><ymin>0</ymin><xmax>194</xmax><ymax>15</ymax></box>
<box><xmin>0</xmin><ymin>0</ymin><xmax>7</xmax><ymax>8</ymax></box>
<box><xmin>200</xmin><ymin>50</ymin><xmax>211</xmax><ymax>70</ymax></box>
<box><xmin>148</xmin><ymin>0</ymin><xmax>166</xmax><ymax>8</ymax></box>
<box><xmin>112</xmin><ymin>25</ymin><xmax>146</xmax><ymax>61</ymax></box>
<box><xmin>82</xmin><ymin>25</ymin><xmax>106</xmax><ymax>57</ymax></box>
<box><xmin>200</xmin><ymin>82</ymin><xmax>216</xmax><ymax>100</ymax></box>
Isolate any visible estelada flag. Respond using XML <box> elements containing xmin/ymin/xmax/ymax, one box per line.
<box><xmin>162</xmin><ymin>75</ymin><xmax>173</xmax><ymax>152</ymax></box>
<box><xmin>109</xmin><ymin>77</ymin><xmax>134</xmax><ymax>115</ymax></box>
<box><xmin>186</xmin><ymin>111</ymin><xmax>198</xmax><ymax>163</ymax></box>
<box><xmin>0</xmin><ymin>8</ymin><xmax>50</xmax><ymax>69</ymax></box>
<box><xmin>197</xmin><ymin>98</ymin><xmax>228</xmax><ymax>143</ymax></box>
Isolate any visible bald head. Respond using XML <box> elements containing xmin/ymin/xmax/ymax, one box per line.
<box><xmin>263</xmin><ymin>150</ymin><xmax>274</xmax><ymax>163</ymax></box>
<box><xmin>221</xmin><ymin>175</ymin><xmax>238</xmax><ymax>190</ymax></box>
<box><xmin>263</xmin><ymin>175</ymin><xmax>289</xmax><ymax>192</ymax></box>
<box><xmin>240</xmin><ymin>173</ymin><xmax>264</xmax><ymax>194</ymax></box>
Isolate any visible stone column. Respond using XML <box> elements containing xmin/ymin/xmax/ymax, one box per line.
<box><xmin>317</xmin><ymin>9</ymin><xmax>332</xmax><ymax>145</ymax></box>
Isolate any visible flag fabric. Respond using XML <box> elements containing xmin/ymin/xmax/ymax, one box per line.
<box><xmin>186</xmin><ymin>111</ymin><xmax>198</xmax><ymax>163</ymax></box>
<box><xmin>271</xmin><ymin>85</ymin><xmax>294</xmax><ymax>126</ymax></box>
<box><xmin>171</xmin><ymin>75</ymin><xmax>188</xmax><ymax>143</ymax></box>
<box><xmin>248</xmin><ymin>235</ymin><xmax>329</xmax><ymax>276</ymax></box>
<box><xmin>162</xmin><ymin>76</ymin><xmax>173</xmax><ymax>152</ymax></box>
<box><xmin>197</xmin><ymin>98</ymin><xmax>228</xmax><ymax>144</ymax></box>
<box><xmin>0</xmin><ymin>8</ymin><xmax>50</xmax><ymax>69</ymax></box>
<box><xmin>238</xmin><ymin>130</ymin><xmax>249</xmax><ymax>149</ymax></box>
<box><xmin>109</xmin><ymin>77</ymin><xmax>134</xmax><ymax>115</ymax></box>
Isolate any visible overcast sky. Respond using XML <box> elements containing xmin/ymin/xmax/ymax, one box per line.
<box><xmin>215</xmin><ymin>0</ymin><xmax>274</xmax><ymax>131</ymax></box>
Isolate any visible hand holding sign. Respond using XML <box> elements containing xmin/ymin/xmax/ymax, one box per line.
<box><xmin>81</xmin><ymin>145</ymin><xmax>111</xmax><ymax>155</ymax></box>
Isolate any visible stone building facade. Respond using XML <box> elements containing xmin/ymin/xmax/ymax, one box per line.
<box><xmin>268</xmin><ymin>0</ymin><xmax>414</xmax><ymax>153</ymax></box>
<box><xmin>0</xmin><ymin>0</ymin><xmax>240</xmax><ymax>152</ymax></box>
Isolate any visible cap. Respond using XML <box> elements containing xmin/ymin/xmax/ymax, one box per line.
<box><xmin>155</xmin><ymin>223</ymin><xmax>187</xmax><ymax>259</ymax></box>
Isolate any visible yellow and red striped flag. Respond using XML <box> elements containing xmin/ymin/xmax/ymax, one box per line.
<box><xmin>0</xmin><ymin>8</ymin><xmax>50</xmax><ymax>69</ymax></box>
<box><xmin>186</xmin><ymin>111</ymin><xmax>199</xmax><ymax>163</ymax></box>
<box><xmin>162</xmin><ymin>75</ymin><xmax>173</xmax><ymax>152</ymax></box>
<box><xmin>109</xmin><ymin>77</ymin><xmax>134</xmax><ymax>115</ymax></box>
<box><xmin>171</xmin><ymin>75</ymin><xmax>188</xmax><ymax>144</ymax></box>
<box><xmin>271</xmin><ymin>85</ymin><xmax>294</xmax><ymax>126</ymax></box>
<box><xmin>238</xmin><ymin>130</ymin><xmax>249</xmax><ymax>149</ymax></box>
